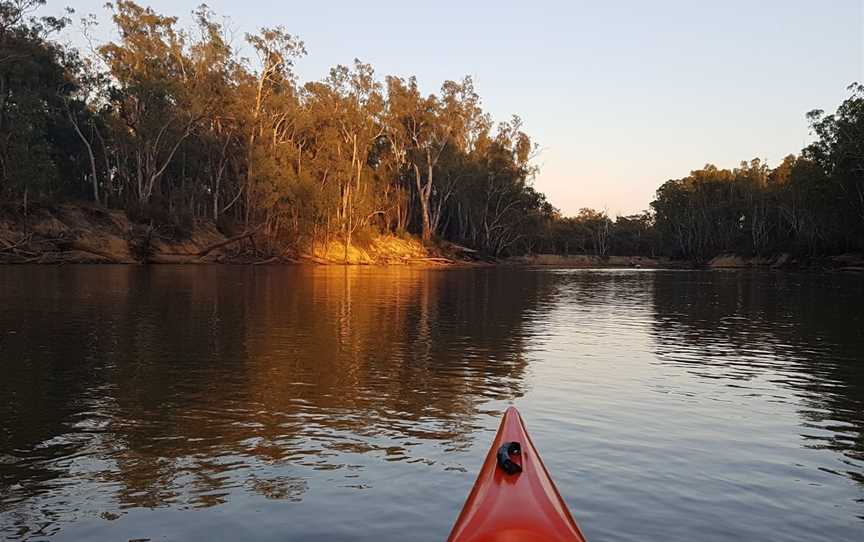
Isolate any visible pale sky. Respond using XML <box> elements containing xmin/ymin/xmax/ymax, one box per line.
<box><xmin>59</xmin><ymin>0</ymin><xmax>863</xmax><ymax>216</ymax></box>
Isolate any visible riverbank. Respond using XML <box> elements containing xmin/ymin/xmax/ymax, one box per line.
<box><xmin>505</xmin><ymin>254</ymin><xmax>676</xmax><ymax>268</ymax></box>
<box><xmin>704</xmin><ymin>253</ymin><xmax>864</xmax><ymax>272</ymax></box>
<box><xmin>0</xmin><ymin>203</ymin><xmax>480</xmax><ymax>265</ymax></box>
<box><xmin>508</xmin><ymin>253</ymin><xmax>864</xmax><ymax>272</ymax></box>
<box><xmin>2</xmin><ymin>203</ymin><xmax>862</xmax><ymax>270</ymax></box>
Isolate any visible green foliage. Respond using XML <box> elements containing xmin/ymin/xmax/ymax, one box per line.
<box><xmin>651</xmin><ymin>111</ymin><xmax>864</xmax><ymax>259</ymax></box>
<box><xmin>0</xmin><ymin>0</ymin><xmax>78</xmax><ymax>200</ymax></box>
<box><xmin>1</xmin><ymin>1</ymin><xmax>860</xmax><ymax>261</ymax></box>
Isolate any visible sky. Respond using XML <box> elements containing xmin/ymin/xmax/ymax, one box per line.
<box><xmin>57</xmin><ymin>0</ymin><xmax>863</xmax><ymax>216</ymax></box>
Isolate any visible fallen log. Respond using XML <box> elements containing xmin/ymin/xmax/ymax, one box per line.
<box><xmin>407</xmin><ymin>257</ymin><xmax>454</xmax><ymax>264</ymax></box>
<box><xmin>299</xmin><ymin>254</ymin><xmax>332</xmax><ymax>265</ymax></box>
<box><xmin>253</xmin><ymin>255</ymin><xmax>282</xmax><ymax>265</ymax></box>
<box><xmin>197</xmin><ymin>225</ymin><xmax>263</xmax><ymax>258</ymax></box>
<box><xmin>444</xmin><ymin>242</ymin><xmax>478</xmax><ymax>253</ymax></box>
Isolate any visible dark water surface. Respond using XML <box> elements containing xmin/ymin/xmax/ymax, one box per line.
<box><xmin>1</xmin><ymin>266</ymin><xmax>863</xmax><ymax>541</ymax></box>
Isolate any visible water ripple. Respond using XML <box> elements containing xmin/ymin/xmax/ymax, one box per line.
<box><xmin>0</xmin><ymin>267</ymin><xmax>862</xmax><ymax>541</ymax></box>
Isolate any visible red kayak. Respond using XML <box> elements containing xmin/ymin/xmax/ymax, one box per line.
<box><xmin>447</xmin><ymin>407</ymin><xmax>587</xmax><ymax>542</ymax></box>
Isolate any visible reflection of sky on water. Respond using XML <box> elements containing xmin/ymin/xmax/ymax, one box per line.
<box><xmin>0</xmin><ymin>267</ymin><xmax>862</xmax><ymax>541</ymax></box>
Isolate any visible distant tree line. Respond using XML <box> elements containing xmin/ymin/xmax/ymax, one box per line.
<box><xmin>651</xmin><ymin>92</ymin><xmax>864</xmax><ymax>260</ymax></box>
<box><xmin>0</xmin><ymin>0</ymin><xmax>860</xmax><ymax>260</ymax></box>
<box><xmin>539</xmin><ymin>83</ymin><xmax>863</xmax><ymax>260</ymax></box>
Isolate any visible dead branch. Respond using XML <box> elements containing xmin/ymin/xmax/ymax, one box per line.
<box><xmin>0</xmin><ymin>235</ymin><xmax>32</xmax><ymax>253</ymax></box>
<box><xmin>407</xmin><ymin>257</ymin><xmax>453</xmax><ymax>264</ymax></box>
<box><xmin>197</xmin><ymin>224</ymin><xmax>263</xmax><ymax>257</ymax></box>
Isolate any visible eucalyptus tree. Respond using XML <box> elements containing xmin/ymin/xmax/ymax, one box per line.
<box><xmin>383</xmin><ymin>79</ymin><xmax>444</xmax><ymax>241</ymax></box>
<box><xmin>98</xmin><ymin>1</ymin><xmax>196</xmax><ymax>206</ymax></box>
<box><xmin>242</xmin><ymin>25</ymin><xmax>305</xmax><ymax>232</ymax></box>
<box><xmin>805</xmin><ymin>82</ymin><xmax>864</xmax><ymax>248</ymax></box>
<box><xmin>734</xmin><ymin>158</ymin><xmax>773</xmax><ymax>255</ymax></box>
<box><xmin>447</xmin><ymin>116</ymin><xmax>543</xmax><ymax>255</ymax></box>
<box><xmin>381</xmin><ymin>75</ymin><xmax>421</xmax><ymax>232</ymax></box>
<box><xmin>186</xmin><ymin>4</ymin><xmax>241</xmax><ymax>221</ymax></box>
<box><xmin>320</xmin><ymin>60</ymin><xmax>386</xmax><ymax>257</ymax></box>
<box><xmin>63</xmin><ymin>48</ymin><xmax>109</xmax><ymax>205</ymax></box>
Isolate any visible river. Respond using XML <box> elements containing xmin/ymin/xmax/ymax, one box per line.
<box><xmin>0</xmin><ymin>266</ymin><xmax>862</xmax><ymax>541</ymax></box>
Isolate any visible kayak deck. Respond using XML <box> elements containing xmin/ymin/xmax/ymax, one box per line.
<box><xmin>447</xmin><ymin>407</ymin><xmax>587</xmax><ymax>542</ymax></box>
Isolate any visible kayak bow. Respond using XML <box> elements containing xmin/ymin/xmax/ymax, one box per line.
<box><xmin>447</xmin><ymin>407</ymin><xmax>587</xmax><ymax>542</ymax></box>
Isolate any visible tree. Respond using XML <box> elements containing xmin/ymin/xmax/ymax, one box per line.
<box><xmin>242</xmin><ymin>24</ymin><xmax>305</xmax><ymax>231</ymax></box>
<box><xmin>805</xmin><ymin>82</ymin><xmax>864</xmax><ymax>249</ymax></box>
<box><xmin>610</xmin><ymin>212</ymin><xmax>655</xmax><ymax>256</ymax></box>
<box><xmin>0</xmin><ymin>0</ymin><xmax>75</xmax><ymax>206</ymax></box>
<box><xmin>6</xmin><ymin>0</ymin><xmax>861</xmax><ymax>264</ymax></box>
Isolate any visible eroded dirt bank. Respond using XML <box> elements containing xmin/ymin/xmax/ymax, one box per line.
<box><xmin>0</xmin><ymin>203</ymin><xmax>473</xmax><ymax>265</ymax></box>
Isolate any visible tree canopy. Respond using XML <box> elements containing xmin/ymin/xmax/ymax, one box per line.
<box><xmin>0</xmin><ymin>1</ymin><xmax>860</xmax><ymax>261</ymax></box>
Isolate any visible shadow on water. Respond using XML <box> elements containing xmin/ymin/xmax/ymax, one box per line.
<box><xmin>650</xmin><ymin>271</ymin><xmax>864</xmax><ymax>485</ymax></box>
<box><xmin>0</xmin><ymin>266</ymin><xmax>555</xmax><ymax>539</ymax></box>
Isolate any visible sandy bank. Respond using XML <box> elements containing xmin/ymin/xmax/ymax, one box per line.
<box><xmin>506</xmin><ymin>254</ymin><xmax>671</xmax><ymax>268</ymax></box>
<box><xmin>707</xmin><ymin>253</ymin><xmax>864</xmax><ymax>271</ymax></box>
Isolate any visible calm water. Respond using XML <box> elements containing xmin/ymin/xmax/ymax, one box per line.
<box><xmin>1</xmin><ymin>266</ymin><xmax>863</xmax><ymax>541</ymax></box>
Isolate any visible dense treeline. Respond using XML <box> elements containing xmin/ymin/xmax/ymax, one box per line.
<box><xmin>0</xmin><ymin>0</ymin><xmax>551</xmax><ymax>257</ymax></box>
<box><xmin>539</xmin><ymin>82</ymin><xmax>864</xmax><ymax>260</ymax></box>
<box><xmin>650</xmin><ymin>83</ymin><xmax>864</xmax><ymax>260</ymax></box>
<box><xmin>0</xmin><ymin>0</ymin><xmax>861</xmax><ymax>261</ymax></box>
<box><xmin>547</xmin><ymin>83</ymin><xmax>864</xmax><ymax>260</ymax></box>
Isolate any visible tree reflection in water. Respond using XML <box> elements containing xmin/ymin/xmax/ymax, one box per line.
<box><xmin>0</xmin><ymin>266</ymin><xmax>552</xmax><ymax>538</ymax></box>
<box><xmin>650</xmin><ymin>271</ymin><xmax>864</xmax><ymax>483</ymax></box>
<box><xmin>2</xmin><ymin>267</ymin><xmax>862</xmax><ymax>541</ymax></box>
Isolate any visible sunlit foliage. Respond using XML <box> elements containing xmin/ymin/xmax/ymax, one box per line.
<box><xmin>1</xmin><ymin>1</ymin><xmax>860</xmax><ymax>260</ymax></box>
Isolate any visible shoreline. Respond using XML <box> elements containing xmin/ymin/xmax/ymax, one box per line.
<box><xmin>509</xmin><ymin>253</ymin><xmax>864</xmax><ymax>273</ymax></box>
<box><xmin>0</xmin><ymin>202</ymin><xmax>488</xmax><ymax>267</ymax></box>
<box><xmin>1</xmin><ymin>203</ymin><xmax>861</xmax><ymax>271</ymax></box>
